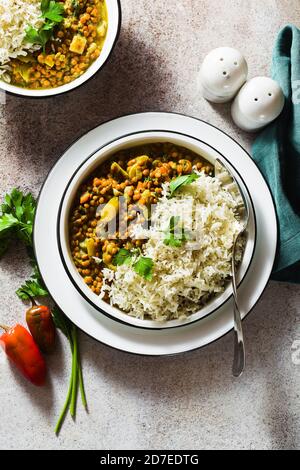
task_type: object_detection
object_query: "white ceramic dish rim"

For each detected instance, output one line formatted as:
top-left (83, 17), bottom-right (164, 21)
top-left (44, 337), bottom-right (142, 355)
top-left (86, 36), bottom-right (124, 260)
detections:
top-left (57, 130), bottom-right (257, 330)
top-left (0, 0), bottom-right (121, 98)
top-left (33, 111), bottom-right (278, 356)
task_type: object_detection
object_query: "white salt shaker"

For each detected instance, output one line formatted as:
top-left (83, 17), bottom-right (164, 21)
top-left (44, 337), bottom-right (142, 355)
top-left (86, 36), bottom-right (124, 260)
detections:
top-left (199, 47), bottom-right (248, 103)
top-left (231, 77), bottom-right (285, 132)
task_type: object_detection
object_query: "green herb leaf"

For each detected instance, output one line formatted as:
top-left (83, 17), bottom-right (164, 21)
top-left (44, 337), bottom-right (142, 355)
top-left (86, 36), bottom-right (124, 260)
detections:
top-left (0, 213), bottom-right (18, 233)
top-left (113, 248), bottom-right (154, 280)
top-left (1, 202), bottom-right (10, 213)
top-left (41, 21), bottom-right (56, 31)
top-left (16, 260), bottom-right (49, 300)
top-left (164, 235), bottom-right (184, 247)
top-left (133, 257), bottom-right (154, 281)
top-left (40, 28), bottom-right (53, 50)
top-left (163, 216), bottom-right (189, 247)
top-left (0, 189), bottom-right (36, 247)
top-left (41, 0), bottom-right (51, 15)
top-left (20, 193), bottom-right (36, 223)
top-left (43, 1), bottom-right (65, 22)
top-left (25, 26), bottom-right (41, 44)
top-left (25, 24), bottom-right (52, 48)
top-left (0, 189), bottom-right (47, 297)
top-left (10, 188), bottom-right (23, 213)
top-left (169, 173), bottom-right (199, 197)
top-left (26, 1), bottom-right (64, 49)
top-left (113, 248), bottom-right (133, 266)
top-left (0, 189), bottom-right (36, 255)
top-left (4, 193), bottom-right (13, 208)
top-left (16, 281), bottom-right (49, 300)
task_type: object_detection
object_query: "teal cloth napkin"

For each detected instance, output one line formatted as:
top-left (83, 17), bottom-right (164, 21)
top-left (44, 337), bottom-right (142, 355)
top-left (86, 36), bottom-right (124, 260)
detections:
top-left (252, 24), bottom-right (300, 283)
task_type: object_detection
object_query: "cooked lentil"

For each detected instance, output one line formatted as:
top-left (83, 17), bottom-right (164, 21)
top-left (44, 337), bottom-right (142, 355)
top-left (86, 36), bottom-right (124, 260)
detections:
top-left (69, 142), bottom-right (214, 296)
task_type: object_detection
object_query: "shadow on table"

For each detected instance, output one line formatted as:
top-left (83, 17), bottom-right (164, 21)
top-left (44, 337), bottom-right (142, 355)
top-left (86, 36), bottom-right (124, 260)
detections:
top-left (83, 282), bottom-right (300, 450)
top-left (7, 353), bottom-right (55, 417)
top-left (3, 28), bottom-right (176, 184)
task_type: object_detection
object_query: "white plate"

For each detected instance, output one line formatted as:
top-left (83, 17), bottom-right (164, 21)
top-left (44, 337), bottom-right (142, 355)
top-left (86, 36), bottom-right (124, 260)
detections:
top-left (34, 112), bottom-right (278, 356)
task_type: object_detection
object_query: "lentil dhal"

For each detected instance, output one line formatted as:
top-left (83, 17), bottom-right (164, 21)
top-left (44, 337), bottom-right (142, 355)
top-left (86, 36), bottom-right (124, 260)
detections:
top-left (8, 0), bottom-right (108, 89)
top-left (69, 143), bottom-right (214, 296)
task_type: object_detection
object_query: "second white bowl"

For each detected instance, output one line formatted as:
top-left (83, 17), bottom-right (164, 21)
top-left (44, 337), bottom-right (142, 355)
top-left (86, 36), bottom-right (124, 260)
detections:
top-left (0, 0), bottom-right (121, 98)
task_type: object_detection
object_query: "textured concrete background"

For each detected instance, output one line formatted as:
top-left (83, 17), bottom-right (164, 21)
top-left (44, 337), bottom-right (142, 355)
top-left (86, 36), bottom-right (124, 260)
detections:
top-left (0, 0), bottom-right (300, 450)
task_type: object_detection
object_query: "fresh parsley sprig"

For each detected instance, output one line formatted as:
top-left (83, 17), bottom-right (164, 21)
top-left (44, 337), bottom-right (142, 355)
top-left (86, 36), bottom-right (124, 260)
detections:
top-left (0, 188), bottom-right (49, 300)
top-left (16, 261), bottom-right (49, 300)
top-left (25, 1), bottom-right (65, 51)
top-left (113, 248), bottom-right (154, 281)
top-left (0, 188), bottom-right (36, 249)
top-left (113, 248), bottom-right (133, 266)
top-left (0, 189), bottom-right (50, 298)
top-left (25, 27), bottom-right (51, 51)
top-left (169, 173), bottom-right (199, 197)
top-left (133, 256), bottom-right (154, 281)
top-left (42, 0), bottom-right (65, 21)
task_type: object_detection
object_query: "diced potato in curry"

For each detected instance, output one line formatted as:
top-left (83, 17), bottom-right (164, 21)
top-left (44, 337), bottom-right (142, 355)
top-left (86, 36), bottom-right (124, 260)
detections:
top-left (97, 21), bottom-right (107, 37)
top-left (44, 55), bottom-right (55, 68)
top-left (69, 35), bottom-right (87, 55)
top-left (86, 238), bottom-right (96, 257)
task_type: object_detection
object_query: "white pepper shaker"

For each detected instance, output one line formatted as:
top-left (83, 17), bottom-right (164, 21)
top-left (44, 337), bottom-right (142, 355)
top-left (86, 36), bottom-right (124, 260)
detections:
top-left (231, 77), bottom-right (285, 132)
top-left (199, 47), bottom-right (248, 103)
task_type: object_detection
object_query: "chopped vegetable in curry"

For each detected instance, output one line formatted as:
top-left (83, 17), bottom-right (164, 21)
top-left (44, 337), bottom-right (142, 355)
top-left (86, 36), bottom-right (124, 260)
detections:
top-left (69, 142), bottom-right (214, 297)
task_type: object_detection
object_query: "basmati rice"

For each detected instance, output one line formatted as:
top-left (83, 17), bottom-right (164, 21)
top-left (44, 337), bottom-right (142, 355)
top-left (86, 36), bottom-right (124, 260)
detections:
top-left (101, 172), bottom-right (245, 321)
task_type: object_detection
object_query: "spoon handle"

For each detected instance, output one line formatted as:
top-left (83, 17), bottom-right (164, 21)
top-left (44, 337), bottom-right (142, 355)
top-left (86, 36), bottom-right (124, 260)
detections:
top-left (231, 238), bottom-right (246, 378)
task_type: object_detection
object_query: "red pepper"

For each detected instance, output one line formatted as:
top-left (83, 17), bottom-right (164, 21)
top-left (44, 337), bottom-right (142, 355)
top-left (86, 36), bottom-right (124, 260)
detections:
top-left (26, 301), bottom-right (56, 354)
top-left (0, 324), bottom-right (46, 386)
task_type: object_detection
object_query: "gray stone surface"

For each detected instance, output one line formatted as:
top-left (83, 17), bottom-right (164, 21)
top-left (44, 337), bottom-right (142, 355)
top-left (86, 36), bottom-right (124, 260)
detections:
top-left (0, 0), bottom-right (299, 450)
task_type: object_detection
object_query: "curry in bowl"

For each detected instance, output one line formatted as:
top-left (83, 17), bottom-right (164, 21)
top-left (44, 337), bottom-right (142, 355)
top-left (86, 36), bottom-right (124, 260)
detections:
top-left (0, 0), bottom-right (108, 89)
top-left (68, 142), bottom-right (245, 322)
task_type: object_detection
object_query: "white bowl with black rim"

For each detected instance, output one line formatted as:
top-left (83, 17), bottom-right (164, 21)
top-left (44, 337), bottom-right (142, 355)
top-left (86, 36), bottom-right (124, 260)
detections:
top-left (57, 130), bottom-right (257, 330)
top-left (0, 0), bottom-right (121, 98)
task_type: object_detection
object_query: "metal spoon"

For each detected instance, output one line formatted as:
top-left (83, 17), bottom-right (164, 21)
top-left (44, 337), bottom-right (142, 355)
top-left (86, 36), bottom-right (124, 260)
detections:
top-left (215, 159), bottom-right (250, 377)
